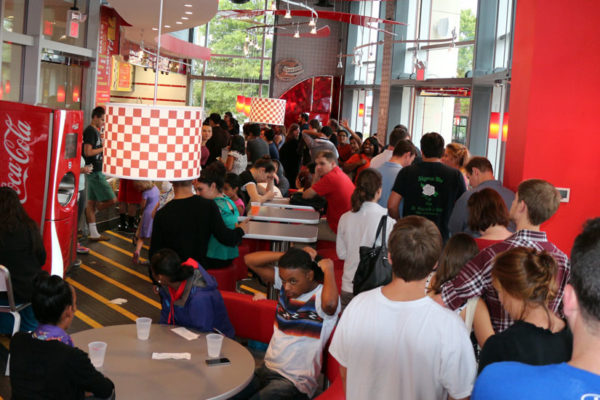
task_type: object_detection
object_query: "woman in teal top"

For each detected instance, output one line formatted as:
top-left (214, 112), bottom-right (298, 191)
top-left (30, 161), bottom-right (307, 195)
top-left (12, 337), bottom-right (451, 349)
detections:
top-left (195, 161), bottom-right (240, 269)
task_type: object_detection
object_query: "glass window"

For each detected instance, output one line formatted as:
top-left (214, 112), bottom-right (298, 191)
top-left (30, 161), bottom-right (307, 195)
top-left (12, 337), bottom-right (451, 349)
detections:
top-left (3, 0), bottom-right (26, 33)
top-left (39, 60), bottom-right (83, 110)
top-left (412, 91), bottom-right (470, 146)
top-left (42, 0), bottom-right (88, 48)
top-left (1, 43), bottom-right (23, 102)
top-left (494, 0), bottom-right (514, 70)
top-left (191, 80), bottom-right (263, 122)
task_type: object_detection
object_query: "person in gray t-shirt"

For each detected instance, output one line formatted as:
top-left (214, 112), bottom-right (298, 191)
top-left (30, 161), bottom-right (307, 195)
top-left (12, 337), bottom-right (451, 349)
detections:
top-left (246, 123), bottom-right (269, 165)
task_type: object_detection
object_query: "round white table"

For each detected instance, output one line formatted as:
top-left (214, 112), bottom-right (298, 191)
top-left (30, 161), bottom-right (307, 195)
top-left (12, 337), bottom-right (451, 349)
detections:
top-left (248, 206), bottom-right (320, 224)
top-left (72, 324), bottom-right (255, 400)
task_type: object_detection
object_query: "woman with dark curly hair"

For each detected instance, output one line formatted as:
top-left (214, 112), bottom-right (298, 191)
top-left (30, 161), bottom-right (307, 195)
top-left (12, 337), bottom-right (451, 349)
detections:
top-left (342, 136), bottom-right (379, 182)
top-left (0, 187), bottom-right (46, 332)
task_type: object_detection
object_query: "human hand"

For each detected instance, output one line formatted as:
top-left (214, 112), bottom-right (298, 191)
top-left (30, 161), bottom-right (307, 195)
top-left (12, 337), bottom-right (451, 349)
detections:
top-left (252, 292), bottom-right (267, 301)
top-left (237, 218), bottom-right (250, 233)
top-left (265, 190), bottom-right (275, 201)
top-left (317, 258), bottom-right (334, 273)
top-left (341, 119), bottom-right (349, 129)
top-left (83, 165), bottom-right (93, 174)
top-left (303, 246), bottom-right (318, 260)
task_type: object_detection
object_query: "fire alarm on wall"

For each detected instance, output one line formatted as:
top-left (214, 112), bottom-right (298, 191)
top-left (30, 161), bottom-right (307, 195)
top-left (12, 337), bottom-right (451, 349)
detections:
top-left (556, 188), bottom-right (570, 203)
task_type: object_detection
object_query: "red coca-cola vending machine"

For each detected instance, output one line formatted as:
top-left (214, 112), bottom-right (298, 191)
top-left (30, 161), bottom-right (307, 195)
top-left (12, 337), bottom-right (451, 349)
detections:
top-left (0, 100), bottom-right (83, 277)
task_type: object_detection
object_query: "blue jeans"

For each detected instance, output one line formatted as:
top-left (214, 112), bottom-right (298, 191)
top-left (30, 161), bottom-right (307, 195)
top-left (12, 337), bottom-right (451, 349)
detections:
top-left (231, 365), bottom-right (309, 400)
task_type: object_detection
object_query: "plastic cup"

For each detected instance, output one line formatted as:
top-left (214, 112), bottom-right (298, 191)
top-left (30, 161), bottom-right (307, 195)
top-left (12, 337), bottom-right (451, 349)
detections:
top-left (136, 317), bottom-right (152, 340)
top-left (88, 341), bottom-right (107, 368)
top-left (206, 334), bottom-right (224, 358)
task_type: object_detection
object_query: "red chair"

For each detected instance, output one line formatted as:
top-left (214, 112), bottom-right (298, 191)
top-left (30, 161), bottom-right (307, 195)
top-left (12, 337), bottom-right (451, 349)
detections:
top-left (316, 375), bottom-right (345, 399)
top-left (317, 329), bottom-right (345, 399)
top-left (220, 290), bottom-right (277, 344)
top-left (317, 240), bottom-right (337, 251)
top-left (209, 266), bottom-right (237, 292)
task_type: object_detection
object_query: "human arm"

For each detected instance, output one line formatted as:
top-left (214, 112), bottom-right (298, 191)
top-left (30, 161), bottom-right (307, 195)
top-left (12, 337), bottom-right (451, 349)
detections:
top-left (302, 131), bottom-right (316, 147)
top-left (318, 258), bottom-right (339, 315)
top-left (340, 119), bottom-right (362, 143)
top-left (208, 200), bottom-right (245, 246)
top-left (225, 154), bottom-right (235, 172)
top-left (339, 365), bottom-right (347, 394)
top-left (244, 251), bottom-right (284, 285)
top-left (246, 182), bottom-right (274, 203)
top-left (387, 191), bottom-right (403, 220)
top-left (71, 348), bottom-right (115, 398)
top-left (342, 154), bottom-right (366, 173)
top-left (83, 143), bottom-right (103, 157)
top-left (472, 298), bottom-right (494, 347)
top-left (440, 250), bottom-right (493, 311)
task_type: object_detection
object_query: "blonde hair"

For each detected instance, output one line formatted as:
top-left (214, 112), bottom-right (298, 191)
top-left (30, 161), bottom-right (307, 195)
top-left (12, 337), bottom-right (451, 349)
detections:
top-left (134, 180), bottom-right (155, 192)
top-left (445, 143), bottom-right (470, 170)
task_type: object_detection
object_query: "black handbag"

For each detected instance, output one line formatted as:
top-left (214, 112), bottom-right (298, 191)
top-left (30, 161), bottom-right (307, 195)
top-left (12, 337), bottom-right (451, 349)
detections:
top-left (352, 215), bottom-right (392, 295)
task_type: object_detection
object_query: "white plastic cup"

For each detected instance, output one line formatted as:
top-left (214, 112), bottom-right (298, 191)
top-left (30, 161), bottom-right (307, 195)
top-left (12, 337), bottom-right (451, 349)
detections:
top-left (136, 317), bottom-right (152, 340)
top-left (206, 334), bottom-right (224, 358)
top-left (88, 341), bottom-right (107, 368)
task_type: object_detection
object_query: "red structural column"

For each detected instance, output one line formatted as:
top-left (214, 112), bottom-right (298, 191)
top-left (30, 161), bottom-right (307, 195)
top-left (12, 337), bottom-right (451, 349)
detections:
top-left (505, 0), bottom-right (600, 253)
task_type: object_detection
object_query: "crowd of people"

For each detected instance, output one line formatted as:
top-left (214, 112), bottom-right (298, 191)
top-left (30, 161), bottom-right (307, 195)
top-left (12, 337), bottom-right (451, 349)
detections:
top-left (0, 106), bottom-right (598, 399)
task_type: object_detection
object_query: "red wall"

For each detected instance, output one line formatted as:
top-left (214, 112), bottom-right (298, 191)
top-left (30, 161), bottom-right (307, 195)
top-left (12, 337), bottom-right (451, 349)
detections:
top-left (505, 0), bottom-right (600, 254)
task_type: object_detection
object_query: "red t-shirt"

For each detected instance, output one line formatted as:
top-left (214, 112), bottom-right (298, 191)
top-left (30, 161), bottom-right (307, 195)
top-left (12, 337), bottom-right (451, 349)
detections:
top-left (345, 153), bottom-right (371, 182)
top-left (338, 144), bottom-right (354, 162)
top-left (312, 166), bottom-right (355, 233)
top-left (475, 237), bottom-right (503, 251)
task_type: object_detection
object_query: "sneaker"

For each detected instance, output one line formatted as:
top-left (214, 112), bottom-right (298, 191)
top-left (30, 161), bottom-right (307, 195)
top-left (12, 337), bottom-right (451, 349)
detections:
top-left (132, 251), bottom-right (139, 264)
top-left (77, 243), bottom-right (90, 254)
top-left (89, 234), bottom-right (110, 242)
top-left (117, 222), bottom-right (129, 232)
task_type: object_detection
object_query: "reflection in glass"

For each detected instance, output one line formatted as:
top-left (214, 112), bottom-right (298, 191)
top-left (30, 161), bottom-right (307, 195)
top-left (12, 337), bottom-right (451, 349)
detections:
top-left (39, 61), bottom-right (83, 110)
top-left (1, 43), bottom-right (23, 102)
top-left (3, 0), bottom-right (26, 33)
top-left (42, 0), bottom-right (88, 47)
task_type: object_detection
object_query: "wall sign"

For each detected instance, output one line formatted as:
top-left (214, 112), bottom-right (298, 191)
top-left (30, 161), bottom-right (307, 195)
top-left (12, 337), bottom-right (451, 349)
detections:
top-left (275, 59), bottom-right (304, 81)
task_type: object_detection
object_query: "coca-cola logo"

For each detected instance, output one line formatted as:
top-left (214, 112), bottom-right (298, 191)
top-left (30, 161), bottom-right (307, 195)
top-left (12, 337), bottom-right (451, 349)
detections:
top-left (1, 114), bottom-right (31, 203)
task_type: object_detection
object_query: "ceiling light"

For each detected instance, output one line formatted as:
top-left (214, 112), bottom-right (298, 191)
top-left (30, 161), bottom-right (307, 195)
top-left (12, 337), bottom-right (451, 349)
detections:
top-left (181, 16), bottom-right (189, 20)
top-left (152, 27), bottom-right (158, 31)
top-left (176, 21), bottom-right (182, 24)
top-left (184, 3), bottom-right (192, 6)
top-left (310, 26), bottom-right (317, 34)
top-left (185, 11), bottom-right (193, 14)
top-left (337, 58), bottom-right (343, 68)
top-left (284, 9), bottom-right (291, 19)
top-left (293, 28), bottom-right (300, 38)
top-left (164, 25), bottom-right (171, 28)
top-left (309, 17), bottom-right (316, 26)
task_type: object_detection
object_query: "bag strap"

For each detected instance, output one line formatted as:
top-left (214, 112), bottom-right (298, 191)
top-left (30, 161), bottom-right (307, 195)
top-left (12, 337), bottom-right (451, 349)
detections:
top-left (371, 215), bottom-right (388, 248)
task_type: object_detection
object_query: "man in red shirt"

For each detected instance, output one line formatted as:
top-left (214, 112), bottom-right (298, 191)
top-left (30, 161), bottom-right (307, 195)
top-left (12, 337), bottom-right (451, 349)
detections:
top-left (302, 151), bottom-right (355, 233)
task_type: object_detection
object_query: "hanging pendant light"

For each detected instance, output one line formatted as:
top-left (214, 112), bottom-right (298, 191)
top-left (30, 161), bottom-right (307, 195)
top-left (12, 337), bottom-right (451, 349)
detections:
top-left (309, 17), bottom-right (316, 26)
top-left (293, 24), bottom-right (300, 38)
top-left (236, 95), bottom-right (245, 113)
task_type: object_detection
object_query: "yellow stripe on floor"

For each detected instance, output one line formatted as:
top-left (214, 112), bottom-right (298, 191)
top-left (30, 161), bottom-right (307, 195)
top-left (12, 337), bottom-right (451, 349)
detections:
top-left (105, 230), bottom-right (149, 250)
top-left (239, 284), bottom-right (263, 295)
top-left (88, 249), bottom-right (151, 283)
top-left (80, 263), bottom-right (160, 309)
top-left (98, 241), bottom-right (148, 263)
top-left (66, 278), bottom-right (138, 322)
top-left (75, 310), bottom-right (103, 328)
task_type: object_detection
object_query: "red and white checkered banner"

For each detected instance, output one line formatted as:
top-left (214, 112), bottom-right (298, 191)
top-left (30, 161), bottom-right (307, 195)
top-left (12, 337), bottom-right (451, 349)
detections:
top-left (249, 98), bottom-right (287, 126)
top-left (103, 103), bottom-right (203, 181)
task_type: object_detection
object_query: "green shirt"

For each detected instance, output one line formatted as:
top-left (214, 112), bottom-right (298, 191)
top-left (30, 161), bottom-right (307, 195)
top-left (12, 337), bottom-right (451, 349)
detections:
top-left (207, 196), bottom-right (240, 261)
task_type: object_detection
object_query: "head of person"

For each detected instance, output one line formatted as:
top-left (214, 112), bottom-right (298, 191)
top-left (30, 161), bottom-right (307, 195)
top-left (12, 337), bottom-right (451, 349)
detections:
top-left (441, 143), bottom-right (470, 170)
top-left (566, 218), bottom-right (600, 335)
top-left (201, 123), bottom-right (212, 143)
top-left (208, 113), bottom-right (221, 127)
top-left (196, 161), bottom-right (226, 199)
top-left (328, 119), bottom-right (339, 132)
top-left (91, 106), bottom-right (105, 130)
top-left (510, 179), bottom-right (561, 227)
top-left (349, 136), bottom-right (361, 153)
top-left (309, 119), bottom-right (321, 131)
top-left (287, 123), bottom-right (300, 140)
top-left (150, 249), bottom-right (194, 286)
top-left (388, 216), bottom-right (443, 282)
top-left (321, 126), bottom-right (333, 139)
top-left (351, 169), bottom-right (382, 212)
top-left (465, 156), bottom-right (494, 188)
top-left (388, 127), bottom-right (409, 148)
top-left (248, 123), bottom-right (261, 138)
top-left (0, 186), bottom-right (38, 243)
top-left (278, 247), bottom-right (323, 299)
top-left (264, 129), bottom-right (275, 143)
top-left (252, 158), bottom-right (276, 183)
top-left (337, 130), bottom-right (348, 144)
top-left (492, 247), bottom-right (558, 322)
top-left (429, 233), bottom-right (479, 294)
top-left (298, 113), bottom-right (309, 124)
top-left (468, 188), bottom-right (510, 233)
top-left (420, 132), bottom-right (445, 159)
top-left (223, 173), bottom-right (240, 199)
top-left (32, 272), bottom-right (76, 329)
top-left (224, 112), bottom-right (233, 123)
top-left (295, 167), bottom-right (313, 191)
top-left (392, 140), bottom-right (417, 166)
top-left (133, 180), bottom-right (155, 193)
top-left (229, 134), bottom-right (246, 155)
top-left (394, 124), bottom-right (410, 139)
top-left (360, 137), bottom-right (379, 157)
top-left (172, 180), bottom-right (194, 190)
top-left (314, 151), bottom-right (337, 177)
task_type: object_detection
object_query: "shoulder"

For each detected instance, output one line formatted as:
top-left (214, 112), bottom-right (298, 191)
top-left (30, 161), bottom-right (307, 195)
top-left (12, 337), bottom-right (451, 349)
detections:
top-left (477, 362), bottom-right (560, 393)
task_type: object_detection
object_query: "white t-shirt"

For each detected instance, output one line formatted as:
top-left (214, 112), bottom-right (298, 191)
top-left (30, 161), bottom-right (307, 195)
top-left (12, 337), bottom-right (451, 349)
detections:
top-left (369, 148), bottom-right (393, 169)
top-left (265, 267), bottom-right (340, 397)
top-left (329, 288), bottom-right (476, 400)
top-left (336, 202), bottom-right (395, 293)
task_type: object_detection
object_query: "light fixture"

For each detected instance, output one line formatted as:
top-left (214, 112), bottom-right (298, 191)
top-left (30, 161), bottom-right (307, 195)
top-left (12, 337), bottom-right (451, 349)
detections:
top-left (293, 27), bottom-right (300, 38)
top-left (184, 3), bottom-right (192, 6)
top-left (244, 97), bottom-right (252, 116)
top-left (103, 104), bottom-right (203, 181)
top-left (489, 112), bottom-right (500, 139)
top-left (176, 21), bottom-right (182, 24)
top-left (152, 27), bottom-right (158, 31)
top-left (185, 11), bottom-right (193, 14)
top-left (310, 26), bottom-right (317, 34)
top-left (164, 25), bottom-right (170, 28)
top-left (309, 17), bottom-right (316, 26)
top-left (181, 16), bottom-right (189, 20)
top-left (284, 8), bottom-right (291, 19)
top-left (249, 98), bottom-right (287, 126)
top-left (358, 103), bottom-right (365, 117)
top-left (337, 57), bottom-right (343, 69)
top-left (57, 85), bottom-right (66, 102)
top-left (236, 95), bottom-right (245, 113)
